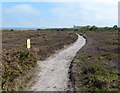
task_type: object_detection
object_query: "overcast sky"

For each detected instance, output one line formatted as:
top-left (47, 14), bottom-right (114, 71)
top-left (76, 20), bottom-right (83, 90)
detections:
top-left (1, 0), bottom-right (119, 28)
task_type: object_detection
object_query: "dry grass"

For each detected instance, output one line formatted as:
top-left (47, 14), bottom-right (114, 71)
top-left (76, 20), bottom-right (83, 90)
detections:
top-left (2, 30), bottom-right (77, 60)
top-left (71, 28), bottom-right (119, 91)
top-left (2, 29), bottom-right (77, 91)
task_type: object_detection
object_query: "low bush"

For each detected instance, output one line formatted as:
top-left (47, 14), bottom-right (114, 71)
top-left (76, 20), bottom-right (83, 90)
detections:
top-left (72, 28), bottom-right (119, 91)
top-left (81, 64), bottom-right (119, 91)
top-left (2, 49), bottom-right (37, 91)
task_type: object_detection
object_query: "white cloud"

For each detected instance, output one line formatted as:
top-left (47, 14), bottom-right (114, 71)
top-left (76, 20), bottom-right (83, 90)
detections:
top-left (4, 4), bottom-right (40, 15)
top-left (2, 2), bottom-right (118, 28)
top-left (51, 2), bottom-right (118, 27)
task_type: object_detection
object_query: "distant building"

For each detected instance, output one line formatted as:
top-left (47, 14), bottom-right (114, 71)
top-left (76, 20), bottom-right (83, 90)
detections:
top-left (73, 25), bottom-right (83, 28)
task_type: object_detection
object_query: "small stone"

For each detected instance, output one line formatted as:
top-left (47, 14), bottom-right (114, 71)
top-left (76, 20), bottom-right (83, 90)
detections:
top-left (54, 86), bottom-right (56, 88)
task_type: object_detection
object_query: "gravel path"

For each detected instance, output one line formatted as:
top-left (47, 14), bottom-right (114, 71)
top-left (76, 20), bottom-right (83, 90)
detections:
top-left (31, 33), bottom-right (86, 91)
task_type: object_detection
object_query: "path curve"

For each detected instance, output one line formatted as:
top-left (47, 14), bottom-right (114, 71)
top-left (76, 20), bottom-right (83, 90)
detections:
top-left (31, 33), bottom-right (86, 91)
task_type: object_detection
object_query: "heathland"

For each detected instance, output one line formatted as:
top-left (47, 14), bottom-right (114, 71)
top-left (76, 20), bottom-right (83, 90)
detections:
top-left (2, 29), bottom-right (77, 91)
top-left (71, 26), bottom-right (119, 91)
top-left (1, 26), bottom-right (119, 91)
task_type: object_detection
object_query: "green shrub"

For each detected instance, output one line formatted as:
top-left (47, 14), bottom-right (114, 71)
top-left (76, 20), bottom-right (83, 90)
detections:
top-left (2, 49), bottom-right (37, 91)
top-left (81, 64), bottom-right (119, 91)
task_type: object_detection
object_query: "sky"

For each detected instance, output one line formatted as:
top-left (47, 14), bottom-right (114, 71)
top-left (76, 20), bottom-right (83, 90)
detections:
top-left (1, 0), bottom-right (119, 28)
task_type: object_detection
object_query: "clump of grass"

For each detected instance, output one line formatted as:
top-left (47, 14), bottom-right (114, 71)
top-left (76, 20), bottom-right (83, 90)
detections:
top-left (103, 40), bottom-right (119, 45)
top-left (81, 64), bottom-right (119, 91)
top-left (97, 56), bottom-right (110, 63)
top-left (80, 53), bottom-right (91, 61)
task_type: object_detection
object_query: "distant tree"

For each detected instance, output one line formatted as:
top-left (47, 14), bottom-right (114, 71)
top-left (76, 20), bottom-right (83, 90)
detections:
top-left (89, 25), bottom-right (98, 31)
top-left (74, 29), bottom-right (78, 31)
top-left (57, 29), bottom-right (60, 31)
top-left (81, 26), bottom-right (88, 30)
top-left (37, 29), bottom-right (41, 30)
top-left (93, 25), bottom-right (98, 29)
top-left (86, 25), bottom-right (90, 28)
top-left (113, 25), bottom-right (118, 30)
top-left (62, 28), bottom-right (67, 31)
top-left (113, 25), bottom-right (117, 28)
top-left (61, 29), bottom-right (64, 31)
top-left (104, 27), bottom-right (109, 30)
top-left (10, 29), bottom-right (14, 31)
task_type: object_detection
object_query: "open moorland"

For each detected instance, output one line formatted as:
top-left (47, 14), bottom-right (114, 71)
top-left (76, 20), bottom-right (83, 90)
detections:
top-left (71, 26), bottom-right (119, 91)
top-left (2, 29), bottom-right (77, 91)
top-left (1, 26), bottom-right (119, 92)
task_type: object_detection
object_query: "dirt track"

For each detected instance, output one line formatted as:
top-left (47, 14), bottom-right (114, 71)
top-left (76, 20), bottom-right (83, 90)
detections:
top-left (31, 33), bottom-right (86, 91)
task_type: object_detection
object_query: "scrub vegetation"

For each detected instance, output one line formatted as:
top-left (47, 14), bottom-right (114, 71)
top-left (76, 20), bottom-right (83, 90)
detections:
top-left (71, 26), bottom-right (119, 92)
top-left (2, 29), bottom-right (77, 91)
top-left (1, 26), bottom-right (119, 92)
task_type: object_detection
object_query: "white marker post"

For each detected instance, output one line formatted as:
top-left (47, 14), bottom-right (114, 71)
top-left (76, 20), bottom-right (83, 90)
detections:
top-left (27, 39), bottom-right (30, 49)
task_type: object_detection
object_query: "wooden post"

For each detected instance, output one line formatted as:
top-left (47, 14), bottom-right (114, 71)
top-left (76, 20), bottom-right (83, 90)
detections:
top-left (27, 39), bottom-right (30, 49)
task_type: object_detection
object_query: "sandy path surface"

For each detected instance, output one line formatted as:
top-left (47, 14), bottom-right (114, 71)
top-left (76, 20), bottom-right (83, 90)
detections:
top-left (31, 33), bottom-right (86, 91)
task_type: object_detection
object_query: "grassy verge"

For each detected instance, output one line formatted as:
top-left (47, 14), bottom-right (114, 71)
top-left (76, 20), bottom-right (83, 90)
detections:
top-left (72, 27), bottom-right (119, 92)
top-left (2, 29), bottom-right (77, 91)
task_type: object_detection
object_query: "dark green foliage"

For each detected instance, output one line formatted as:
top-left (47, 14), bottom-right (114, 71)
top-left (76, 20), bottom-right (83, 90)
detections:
top-left (81, 64), bottom-right (119, 91)
top-left (10, 29), bottom-right (14, 31)
top-left (89, 25), bottom-right (98, 31)
top-left (113, 25), bottom-right (118, 30)
top-left (36, 29), bottom-right (41, 30)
